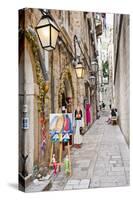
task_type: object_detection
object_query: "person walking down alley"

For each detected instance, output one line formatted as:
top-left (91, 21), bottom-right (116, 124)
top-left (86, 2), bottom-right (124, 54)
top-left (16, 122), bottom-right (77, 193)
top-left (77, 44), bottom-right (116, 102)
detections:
top-left (73, 104), bottom-right (83, 148)
top-left (102, 102), bottom-right (106, 110)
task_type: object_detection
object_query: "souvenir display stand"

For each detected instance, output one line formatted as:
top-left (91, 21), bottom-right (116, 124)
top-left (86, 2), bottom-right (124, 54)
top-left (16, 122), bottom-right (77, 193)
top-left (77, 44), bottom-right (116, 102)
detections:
top-left (49, 113), bottom-right (73, 176)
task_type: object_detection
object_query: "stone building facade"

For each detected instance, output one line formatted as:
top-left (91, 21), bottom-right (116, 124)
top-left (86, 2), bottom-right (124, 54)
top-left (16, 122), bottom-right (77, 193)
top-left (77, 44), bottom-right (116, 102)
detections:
top-left (113, 14), bottom-right (130, 144)
top-left (19, 8), bottom-right (104, 185)
top-left (98, 19), bottom-right (113, 110)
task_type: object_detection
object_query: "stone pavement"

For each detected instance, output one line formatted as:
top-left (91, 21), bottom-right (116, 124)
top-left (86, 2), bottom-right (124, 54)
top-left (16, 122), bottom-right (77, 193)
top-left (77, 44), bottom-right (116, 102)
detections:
top-left (49, 115), bottom-right (130, 191)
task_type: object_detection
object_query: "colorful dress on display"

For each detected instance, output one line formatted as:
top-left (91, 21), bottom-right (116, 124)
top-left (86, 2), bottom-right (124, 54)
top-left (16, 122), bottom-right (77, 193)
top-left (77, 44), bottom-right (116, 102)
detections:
top-left (49, 115), bottom-right (64, 142)
top-left (85, 103), bottom-right (91, 125)
top-left (74, 109), bottom-right (83, 144)
top-left (62, 114), bottom-right (73, 142)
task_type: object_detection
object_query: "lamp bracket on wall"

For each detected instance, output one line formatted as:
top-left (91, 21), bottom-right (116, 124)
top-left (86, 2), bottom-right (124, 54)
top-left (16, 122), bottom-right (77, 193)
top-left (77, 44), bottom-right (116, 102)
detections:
top-left (73, 35), bottom-right (90, 70)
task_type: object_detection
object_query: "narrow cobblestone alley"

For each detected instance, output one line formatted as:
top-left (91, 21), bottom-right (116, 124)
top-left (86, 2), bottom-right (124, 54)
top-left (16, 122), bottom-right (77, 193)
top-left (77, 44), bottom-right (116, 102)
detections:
top-left (49, 113), bottom-right (130, 191)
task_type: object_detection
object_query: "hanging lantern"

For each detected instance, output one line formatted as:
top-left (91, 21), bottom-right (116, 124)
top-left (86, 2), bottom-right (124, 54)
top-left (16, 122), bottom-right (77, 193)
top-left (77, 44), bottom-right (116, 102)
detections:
top-left (75, 62), bottom-right (85, 79)
top-left (89, 74), bottom-right (96, 86)
top-left (36, 14), bottom-right (59, 51)
top-left (91, 60), bottom-right (98, 72)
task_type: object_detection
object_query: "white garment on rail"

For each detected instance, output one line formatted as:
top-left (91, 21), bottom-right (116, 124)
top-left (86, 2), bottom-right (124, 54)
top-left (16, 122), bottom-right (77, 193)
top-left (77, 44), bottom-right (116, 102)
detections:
top-left (74, 119), bottom-right (82, 144)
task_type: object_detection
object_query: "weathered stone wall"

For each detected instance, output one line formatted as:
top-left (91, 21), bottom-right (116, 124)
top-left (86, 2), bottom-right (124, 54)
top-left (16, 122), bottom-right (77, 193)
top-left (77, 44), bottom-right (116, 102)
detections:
top-left (19, 8), bottom-right (51, 176)
top-left (113, 15), bottom-right (130, 144)
top-left (19, 37), bottom-right (39, 175)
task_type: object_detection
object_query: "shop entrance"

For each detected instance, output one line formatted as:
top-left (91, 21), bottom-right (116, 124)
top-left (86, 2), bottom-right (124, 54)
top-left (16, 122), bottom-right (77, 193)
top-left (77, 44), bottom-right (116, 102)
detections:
top-left (58, 68), bottom-right (74, 150)
top-left (62, 79), bottom-right (73, 149)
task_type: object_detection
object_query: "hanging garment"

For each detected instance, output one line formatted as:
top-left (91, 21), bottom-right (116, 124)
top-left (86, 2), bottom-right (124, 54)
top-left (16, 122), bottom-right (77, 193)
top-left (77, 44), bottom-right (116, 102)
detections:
top-left (85, 103), bottom-right (91, 125)
top-left (74, 119), bottom-right (82, 144)
top-left (63, 114), bottom-right (73, 134)
top-left (74, 109), bottom-right (83, 144)
top-left (74, 110), bottom-right (83, 144)
top-left (64, 114), bottom-right (70, 132)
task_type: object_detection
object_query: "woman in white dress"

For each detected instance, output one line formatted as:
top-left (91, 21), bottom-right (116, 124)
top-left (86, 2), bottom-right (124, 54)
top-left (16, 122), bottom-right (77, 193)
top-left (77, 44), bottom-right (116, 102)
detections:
top-left (73, 105), bottom-right (83, 148)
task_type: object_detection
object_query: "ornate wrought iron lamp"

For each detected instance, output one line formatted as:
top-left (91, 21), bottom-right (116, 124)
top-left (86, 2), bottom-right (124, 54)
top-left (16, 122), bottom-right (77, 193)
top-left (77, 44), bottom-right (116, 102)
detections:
top-left (73, 35), bottom-right (85, 79)
top-left (88, 72), bottom-right (96, 86)
top-left (91, 59), bottom-right (98, 72)
top-left (36, 10), bottom-right (59, 50)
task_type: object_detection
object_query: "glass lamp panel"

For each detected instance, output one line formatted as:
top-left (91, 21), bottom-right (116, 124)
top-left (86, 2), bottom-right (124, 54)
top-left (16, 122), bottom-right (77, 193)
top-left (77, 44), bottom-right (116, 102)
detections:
top-left (75, 63), bottom-right (83, 78)
top-left (91, 61), bottom-right (97, 72)
top-left (37, 26), bottom-right (50, 47)
top-left (38, 16), bottom-right (59, 29)
top-left (89, 76), bottom-right (95, 85)
top-left (82, 68), bottom-right (85, 77)
top-left (83, 70), bottom-right (85, 78)
top-left (76, 68), bottom-right (82, 78)
top-left (92, 77), bottom-right (95, 85)
top-left (37, 17), bottom-right (50, 27)
top-left (51, 26), bottom-right (59, 48)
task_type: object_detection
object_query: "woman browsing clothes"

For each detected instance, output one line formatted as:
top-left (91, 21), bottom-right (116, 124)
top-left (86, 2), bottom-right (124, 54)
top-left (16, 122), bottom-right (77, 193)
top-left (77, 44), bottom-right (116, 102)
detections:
top-left (73, 104), bottom-right (83, 148)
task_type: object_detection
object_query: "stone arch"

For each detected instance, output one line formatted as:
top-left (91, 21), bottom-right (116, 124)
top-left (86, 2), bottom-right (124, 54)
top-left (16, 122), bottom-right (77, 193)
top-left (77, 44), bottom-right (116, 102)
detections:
top-left (19, 18), bottom-right (49, 183)
top-left (19, 39), bottom-right (37, 176)
top-left (19, 30), bottom-right (47, 176)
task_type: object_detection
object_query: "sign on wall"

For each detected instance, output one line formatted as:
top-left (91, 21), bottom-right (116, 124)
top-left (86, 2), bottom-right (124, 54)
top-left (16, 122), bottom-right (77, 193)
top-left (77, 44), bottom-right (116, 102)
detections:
top-left (22, 117), bottom-right (29, 129)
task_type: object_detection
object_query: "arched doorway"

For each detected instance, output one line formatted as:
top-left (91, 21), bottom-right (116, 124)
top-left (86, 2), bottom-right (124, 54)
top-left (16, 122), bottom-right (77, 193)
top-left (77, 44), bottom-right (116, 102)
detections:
top-left (62, 78), bottom-right (73, 113)
top-left (58, 67), bottom-right (74, 148)
top-left (58, 67), bottom-right (74, 112)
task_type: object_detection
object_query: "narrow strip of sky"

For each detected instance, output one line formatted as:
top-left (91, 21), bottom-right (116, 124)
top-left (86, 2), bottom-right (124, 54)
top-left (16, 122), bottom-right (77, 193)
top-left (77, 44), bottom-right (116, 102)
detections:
top-left (106, 13), bottom-right (113, 26)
